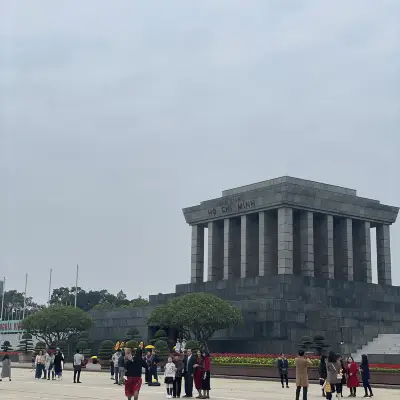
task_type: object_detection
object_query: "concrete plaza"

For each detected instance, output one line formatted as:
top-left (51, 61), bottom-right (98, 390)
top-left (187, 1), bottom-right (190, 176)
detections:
top-left (1, 369), bottom-right (398, 400)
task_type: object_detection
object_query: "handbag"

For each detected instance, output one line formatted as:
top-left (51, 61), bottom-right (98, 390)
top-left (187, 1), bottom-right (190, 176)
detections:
top-left (332, 363), bottom-right (342, 380)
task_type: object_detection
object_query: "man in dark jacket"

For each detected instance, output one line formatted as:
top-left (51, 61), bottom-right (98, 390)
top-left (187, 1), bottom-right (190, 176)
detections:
top-left (183, 349), bottom-right (196, 397)
top-left (278, 353), bottom-right (289, 388)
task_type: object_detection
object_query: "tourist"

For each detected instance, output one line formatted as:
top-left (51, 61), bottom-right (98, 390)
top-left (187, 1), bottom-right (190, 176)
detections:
top-left (0, 354), bottom-right (11, 382)
top-left (278, 353), bottom-right (289, 389)
top-left (183, 349), bottom-right (196, 398)
top-left (193, 350), bottom-right (204, 398)
top-left (295, 350), bottom-right (312, 400)
top-left (54, 350), bottom-right (64, 380)
top-left (41, 350), bottom-right (49, 379)
top-left (124, 347), bottom-right (148, 400)
top-left (360, 354), bottom-right (373, 397)
top-left (46, 351), bottom-right (55, 380)
top-left (113, 350), bottom-right (122, 384)
top-left (73, 348), bottom-right (84, 383)
top-left (201, 351), bottom-right (211, 399)
top-left (326, 351), bottom-right (341, 395)
top-left (345, 356), bottom-right (359, 397)
top-left (173, 353), bottom-right (184, 398)
top-left (35, 350), bottom-right (43, 379)
top-left (151, 349), bottom-right (160, 382)
top-left (165, 356), bottom-right (177, 398)
top-left (145, 351), bottom-right (152, 384)
top-left (318, 355), bottom-right (327, 397)
top-left (118, 350), bottom-right (126, 385)
top-left (337, 355), bottom-right (346, 397)
top-left (322, 379), bottom-right (333, 400)
top-left (110, 353), bottom-right (115, 380)
top-left (181, 340), bottom-right (187, 352)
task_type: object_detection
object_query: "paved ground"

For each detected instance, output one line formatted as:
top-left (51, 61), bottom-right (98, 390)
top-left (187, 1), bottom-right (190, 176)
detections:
top-left (0, 369), bottom-right (398, 399)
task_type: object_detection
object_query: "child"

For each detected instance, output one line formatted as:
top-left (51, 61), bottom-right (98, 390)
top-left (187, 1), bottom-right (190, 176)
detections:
top-left (323, 379), bottom-right (332, 400)
top-left (164, 356), bottom-right (176, 399)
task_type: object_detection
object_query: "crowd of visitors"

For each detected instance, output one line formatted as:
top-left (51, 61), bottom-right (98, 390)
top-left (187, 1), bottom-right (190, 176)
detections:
top-left (34, 349), bottom-right (65, 380)
top-left (278, 350), bottom-right (375, 400)
top-left (109, 345), bottom-right (212, 400)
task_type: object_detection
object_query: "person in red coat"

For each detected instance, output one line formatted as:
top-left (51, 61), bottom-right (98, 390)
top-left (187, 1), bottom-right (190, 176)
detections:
top-left (345, 357), bottom-right (359, 397)
top-left (193, 350), bottom-right (203, 398)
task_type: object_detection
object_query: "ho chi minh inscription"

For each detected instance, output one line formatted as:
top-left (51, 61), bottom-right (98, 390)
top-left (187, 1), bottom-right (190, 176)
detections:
top-left (208, 196), bottom-right (257, 218)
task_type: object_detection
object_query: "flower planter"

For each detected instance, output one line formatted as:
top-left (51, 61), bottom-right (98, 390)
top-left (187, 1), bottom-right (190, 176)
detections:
top-left (211, 365), bottom-right (399, 386)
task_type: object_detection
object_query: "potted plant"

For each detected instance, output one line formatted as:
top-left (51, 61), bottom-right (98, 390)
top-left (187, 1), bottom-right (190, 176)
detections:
top-left (98, 340), bottom-right (114, 369)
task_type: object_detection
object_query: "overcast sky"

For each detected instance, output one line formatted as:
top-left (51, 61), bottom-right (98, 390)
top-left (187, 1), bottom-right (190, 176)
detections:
top-left (0, 0), bottom-right (399, 305)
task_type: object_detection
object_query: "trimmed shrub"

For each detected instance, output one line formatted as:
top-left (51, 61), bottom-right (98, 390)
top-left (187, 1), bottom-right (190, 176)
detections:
top-left (1, 340), bottom-right (13, 352)
top-left (125, 340), bottom-right (138, 351)
top-left (35, 341), bottom-right (46, 353)
top-left (18, 333), bottom-right (34, 353)
top-left (99, 340), bottom-right (114, 361)
top-left (184, 340), bottom-right (200, 351)
top-left (76, 340), bottom-right (91, 358)
top-left (150, 329), bottom-right (168, 345)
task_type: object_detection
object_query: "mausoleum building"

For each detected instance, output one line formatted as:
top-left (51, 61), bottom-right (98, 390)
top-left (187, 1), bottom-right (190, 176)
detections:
top-left (183, 177), bottom-right (398, 286)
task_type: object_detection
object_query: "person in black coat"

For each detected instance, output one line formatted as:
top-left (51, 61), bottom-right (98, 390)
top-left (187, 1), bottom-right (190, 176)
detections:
top-left (277, 353), bottom-right (289, 388)
top-left (183, 349), bottom-right (196, 397)
top-left (318, 355), bottom-right (327, 397)
top-left (360, 354), bottom-right (373, 398)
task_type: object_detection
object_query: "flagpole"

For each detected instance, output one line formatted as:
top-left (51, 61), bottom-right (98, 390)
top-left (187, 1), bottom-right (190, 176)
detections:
top-left (74, 264), bottom-right (79, 308)
top-left (0, 277), bottom-right (5, 321)
top-left (48, 269), bottom-right (52, 306)
top-left (22, 273), bottom-right (28, 320)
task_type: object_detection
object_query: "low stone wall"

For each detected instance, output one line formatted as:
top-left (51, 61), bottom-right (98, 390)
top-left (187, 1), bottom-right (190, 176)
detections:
top-left (212, 365), bottom-right (399, 386)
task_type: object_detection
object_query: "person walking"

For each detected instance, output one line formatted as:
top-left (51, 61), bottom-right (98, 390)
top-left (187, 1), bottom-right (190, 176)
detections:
top-left (0, 355), bottom-right (11, 382)
top-left (173, 353), bottom-right (184, 398)
top-left (319, 355), bottom-right (327, 397)
top-left (183, 349), bottom-right (196, 398)
top-left (295, 350), bottom-right (312, 400)
top-left (124, 347), bottom-right (148, 400)
top-left (113, 350), bottom-right (121, 385)
top-left (73, 348), bottom-right (84, 383)
top-left (165, 356), bottom-right (177, 398)
top-left (54, 350), bottom-right (64, 380)
top-left (201, 351), bottom-right (211, 399)
top-left (278, 353), bottom-right (289, 389)
top-left (345, 356), bottom-right (359, 397)
top-left (336, 355), bottom-right (346, 397)
top-left (360, 354), bottom-right (373, 398)
top-left (326, 352), bottom-right (341, 396)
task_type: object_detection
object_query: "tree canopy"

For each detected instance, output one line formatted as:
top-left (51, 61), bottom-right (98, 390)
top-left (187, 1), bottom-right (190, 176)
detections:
top-left (49, 287), bottom-right (148, 311)
top-left (148, 293), bottom-right (243, 350)
top-left (1, 289), bottom-right (43, 317)
top-left (22, 305), bottom-right (93, 346)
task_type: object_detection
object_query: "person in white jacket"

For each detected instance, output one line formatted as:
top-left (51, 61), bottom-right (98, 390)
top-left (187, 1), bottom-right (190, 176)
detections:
top-left (164, 357), bottom-right (177, 399)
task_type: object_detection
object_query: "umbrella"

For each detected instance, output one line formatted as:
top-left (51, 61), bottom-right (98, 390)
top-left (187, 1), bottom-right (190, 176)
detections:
top-left (91, 356), bottom-right (98, 359)
top-left (145, 345), bottom-right (155, 349)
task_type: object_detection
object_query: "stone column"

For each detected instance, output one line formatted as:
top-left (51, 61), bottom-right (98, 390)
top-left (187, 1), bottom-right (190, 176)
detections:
top-left (190, 225), bottom-right (204, 283)
top-left (223, 218), bottom-right (240, 280)
top-left (208, 221), bottom-right (223, 281)
top-left (339, 218), bottom-right (353, 281)
top-left (299, 211), bottom-right (314, 277)
top-left (277, 207), bottom-right (293, 275)
top-left (240, 215), bottom-right (250, 278)
top-left (320, 215), bottom-right (334, 279)
top-left (376, 224), bottom-right (392, 285)
top-left (353, 220), bottom-right (372, 283)
top-left (259, 211), bottom-right (278, 276)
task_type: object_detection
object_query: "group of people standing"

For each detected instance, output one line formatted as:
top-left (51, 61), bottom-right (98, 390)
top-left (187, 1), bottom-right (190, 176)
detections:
top-left (164, 349), bottom-right (211, 399)
top-left (288, 350), bottom-right (374, 400)
top-left (319, 353), bottom-right (373, 398)
top-left (34, 349), bottom-right (65, 380)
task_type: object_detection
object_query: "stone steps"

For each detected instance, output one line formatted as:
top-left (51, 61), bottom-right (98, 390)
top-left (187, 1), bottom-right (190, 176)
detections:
top-left (352, 334), bottom-right (400, 361)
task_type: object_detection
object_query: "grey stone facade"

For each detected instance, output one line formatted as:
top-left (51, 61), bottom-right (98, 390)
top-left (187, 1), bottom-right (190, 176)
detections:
top-left (90, 177), bottom-right (399, 355)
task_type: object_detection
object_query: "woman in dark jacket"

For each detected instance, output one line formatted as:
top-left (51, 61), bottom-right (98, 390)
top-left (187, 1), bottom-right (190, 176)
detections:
top-left (201, 351), bottom-right (211, 399)
top-left (360, 354), bottom-right (373, 397)
top-left (318, 355), bottom-right (327, 397)
top-left (124, 347), bottom-right (148, 400)
top-left (173, 353), bottom-right (184, 398)
top-left (336, 355), bottom-right (346, 397)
